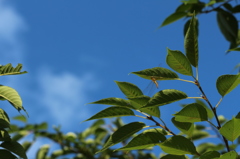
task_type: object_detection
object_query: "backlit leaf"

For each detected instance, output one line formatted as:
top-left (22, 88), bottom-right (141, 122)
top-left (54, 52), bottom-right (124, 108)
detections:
top-left (0, 63), bottom-right (27, 76)
top-left (115, 81), bottom-right (143, 98)
top-left (0, 109), bottom-right (10, 129)
top-left (219, 117), bottom-right (240, 142)
top-left (199, 151), bottom-right (220, 159)
top-left (36, 145), bottom-right (50, 159)
top-left (89, 97), bottom-right (132, 108)
top-left (219, 151), bottom-right (238, 159)
top-left (216, 74), bottom-right (240, 96)
top-left (160, 12), bottom-right (187, 27)
top-left (172, 117), bottom-right (194, 136)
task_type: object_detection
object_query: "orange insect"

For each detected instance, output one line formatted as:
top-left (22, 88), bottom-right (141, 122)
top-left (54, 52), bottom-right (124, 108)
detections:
top-left (150, 76), bottom-right (159, 88)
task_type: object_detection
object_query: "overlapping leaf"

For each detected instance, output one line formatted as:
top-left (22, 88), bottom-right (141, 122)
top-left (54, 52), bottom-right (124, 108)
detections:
top-left (115, 81), bottom-right (143, 98)
top-left (0, 109), bottom-right (10, 129)
top-left (0, 141), bottom-right (27, 159)
top-left (199, 151), bottom-right (220, 159)
top-left (171, 117), bottom-right (194, 136)
top-left (89, 97), bottom-right (133, 108)
top-left (216, 74), bottom-right (240, 97)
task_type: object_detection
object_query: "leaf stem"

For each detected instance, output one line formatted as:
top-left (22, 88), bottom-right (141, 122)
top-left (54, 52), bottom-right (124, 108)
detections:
top-left (215, 98), bottom-right (223, 109)
top-left (176, 78), bottom-right (195, 84)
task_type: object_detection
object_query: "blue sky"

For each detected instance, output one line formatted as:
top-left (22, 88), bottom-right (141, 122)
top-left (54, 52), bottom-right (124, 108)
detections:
top-left (0, 0), bottom-right (239, 157)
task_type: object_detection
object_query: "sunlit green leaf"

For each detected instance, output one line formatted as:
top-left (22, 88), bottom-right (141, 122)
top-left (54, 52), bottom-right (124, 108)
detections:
top-left (184, 13), bottom-right (199, 67)
top-left (174, 103), bottom-right (208, 122)
top-left (219, 117), bottom-right (240, 142)
top-left (159, 135), bottom-right (198, 155)
top-left (195, 99), bottom-right (214, 119)
top-left (115, 81), bottom-right (143, 98)
top-left (216, 74), bottom-right (240, 96)
top-left (89, 97), bottom-right (133, 108)
top-left (166, 48), bottom-right (193, 76)
top-left (131, 67), bottom-right (179, 80)
top-left (199, 151), bottom-right (220, 159)
top-left (0, 141), bottom-right (27, 159)
top-left (160, 12), bottom-right (187, 27)
top-left (36, 144), bottom-right (50, 159)
top-left (172, 117), bottom-right (194, 136)
top-left (143, 89), bottom-right (187, 108)
top-left (116, 128), bottom-right (166, 151)
top-left (97, 122), bottom-right (146, 153)
top-left (85, 107), bottom-right (135, 121)
top-left (0, 63), bottom-right (27, 76)
top-left (219, 151), bottom-right (238, 159)
top-left (13, 115), bottom-right (27, 123)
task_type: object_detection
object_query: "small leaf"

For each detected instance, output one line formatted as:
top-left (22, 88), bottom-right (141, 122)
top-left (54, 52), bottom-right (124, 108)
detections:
top-left (97, 122), bottom-right (146, 153)
top-left (0, 141), bottom-right (27, 159)
top-left (115, 81), bottom-right (143, 98)
top-left (161, 154), bottom-right (189, 159)
top-left (166, 48), bottom-right (193, 76)
top-left (216, 74), bottom-right (240, 97)
top-left (184, 13), bottom-right (199, 67)
top-left (0, 63), bottom-right (27, 76)
top-left (116, 128), bottom-right (166, 151)
top-left (219, 151), bottom-right (238, 159)
top-left (143, 89), bottom-right (187, 108)
top-left (159, 135), bottom-right (198, 155)
top-left (13, 115), bottom-right (27, 123)
top-left (171, 117), bottom-right (194, 136)
top-left (0, 149), bottom-right (17, 159)
top-left (0, 109), bottom-right (10, 129)
top-left (174, 103), bottom-right (208, 122)
top-left (199, 151), bottom-right (220, 159)
top-left (85, 107), bottom-right (135, 121)
top-left (36, 145), bottom-right (50, 159)
top-left (89, 97), bottom-right (132, 108)
top-left (219, 117), bottom-right (240, 142)
top-left (160, 12), bottom-right (187, 27)
top-left (131, 67), bottom-right (179, 80)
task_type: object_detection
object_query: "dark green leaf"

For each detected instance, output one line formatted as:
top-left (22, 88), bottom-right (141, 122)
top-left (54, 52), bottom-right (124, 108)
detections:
top-left (0, 149), bottom-right (17, 159)
top-left (0, 129), bottom-right (11, 141)
top-left (115, 81), bottom-right (143, 98)
top-left (97, 122), bottom-right (146, 153)
top-left (131, 67), bottom-right (179, 80)
top-left (219, 117), bottom-right (240, 142)
top-left (228, 47), bottom-right (240, 52)
top-left (199, 151), bottom-right (220, 159)
top-left (116, 128), bottom-right (166, 151)
top-left (85, 107), bottom-right (135, 121)
top-left (143, 89), bottom-right (187, 108)
top-left (216, 74), bottom-right (240, 97)
top-left (190, 130), bottom-right (209, 141)
top-left (0, 141), bottom-right (27, 159)
top-left (184, 13), bottom-right (199, 67)
top-left (172, 117), bottom-right (194, 136)
top-left (160, 12), bottom-right (187, 27)
top-left (0, 109), bottom-right (10, 129)
top-left (174, 103), bottom-right (208, 122)
top-left (159, 135), bottom-right (198, 155)
top-left (89, 97), bottom-right (132, 108)
top-left (166, 48), bottom-right (193, 76)
top-left (232, 5), bottom-right (240, 13)
top-left (161, 154), bottom-right (189, 159)
top-left (195, 99), bottom-right (214, 119)
top-left (36, 145), bottom-right (50, 159)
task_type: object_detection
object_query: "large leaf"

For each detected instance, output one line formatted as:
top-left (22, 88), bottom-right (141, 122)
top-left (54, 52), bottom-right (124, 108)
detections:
top-left (219, 151), bottom-right (238, 159)
top-left (0, 63), bottom-right (27, 76)
top-left (217, 9), bottom-right (238, 50)
top-left (89, 97), bottom-right (133, 108)
top-left (184, 13), bottom-right (198, 67)
top-left (85, 107), bottom-right (135, 121)
top-left (115, 81), bottom-right (143, 98)
top-left (131, 67), bottom-right (179, 80)
top-left (171, 117), bottom-right (194, 136)
top-left (143, 89), bottom-right (187, 108)
top-left (219, 117), bottom-right (240, 142)
top-left (159, 135), bottom-right (198, 155)
top-left (161, 154), bottom-right (189, 159)
top-left (0, 141), bottom-right (27, 159)
top-left (0, 86), bottom-right (27, 114)
top-left (166, 48), bottom-right (193, 76)
top-left (97, 122), bottom-right (146, 153)
top-left (160, 12), bottom-right (187, 27)
top-left (0, 149), bottom-right (17, 159)
top-left (129, 96), bottom-right (160, 117)
top-left (199, 151), bottom-right (220, 159)
top-left (116, 128), bottom-right (166, 151)
top-left (195, 99), bottom-right (214, 119)
top-left (174, 103), bottom-right (208, 122)
top-left (216, 74), bottom-right (240, 97)
top-left (36, 145), bottom-right (50, 159)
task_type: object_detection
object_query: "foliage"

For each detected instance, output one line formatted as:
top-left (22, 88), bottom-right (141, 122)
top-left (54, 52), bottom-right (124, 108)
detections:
top-left (85, 13), bottom-right (240, 158)
top-left (160, 0), bottom-right (240, 52)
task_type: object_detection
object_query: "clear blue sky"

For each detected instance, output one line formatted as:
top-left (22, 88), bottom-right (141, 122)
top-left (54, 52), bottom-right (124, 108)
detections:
top-left (0, 0), bottom-right (239, 157)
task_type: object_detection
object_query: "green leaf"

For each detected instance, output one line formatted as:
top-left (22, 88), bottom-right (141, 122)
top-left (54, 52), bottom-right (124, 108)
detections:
top-left (161, 154), bottom-right (189, 159)
top-left (115, 81), bottom-right (143, 98)
top-left (0, 109), bottom-right (10, 129)
top-left (0, 149), bottom-right (17, 159)
top-left (219, 151), bottom-right (238, 159)
top-left (199, 151), bottom-right (220, 159)
top-left (219, 117), bottom-right (240, 142)
top-left (0, 63), bottom-right (27, 76)
top-left (159, 135), bottom-right (198, 155)
top-left (174, 103), bottom-right (208, 122)
top-left (184, 18), bottom-right (199, 38)
top-left (116, 128), bottom-right (166, 151)
top-left (89, 97), bottom-right (132, 108)
top-left (85, 107), bottom-right (135, 121)
top-left (129, 96), bottom-right (160, 117)
top-left (166, 48), bottom-right (193, 76)
top-left (0, 129), bottom-right (11, 141)
top-left (190, 130), bottom-right (209, 141)
top-left (36, 145), bottom-right (50, 159)
top-left (228, 47), bottom-right (240, 52)
top-left (131, 67), bottom-right (179, 80)
top-left (13, 115), bottom-right (27, 123)
top-left (0, 86), bottom-right (27, 115)
top-left (143, 89), bottom-right (187, 108)
top-left (184, 13), bottom-right (198, 67)
top-left (216, 74), bottom-right (240, 97)
top-left (171, 117), bottom-right (194, 136)
top-left (0, 141), bottom-right (27, 159)
top-left (195, 99), bottom-right (214, 119)
top-left (217, 9), bottom-right (238, 49)
top-left (160, 12), bottom-right (187, 27)
top-left (97, 122), bottom-right (146, 153)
